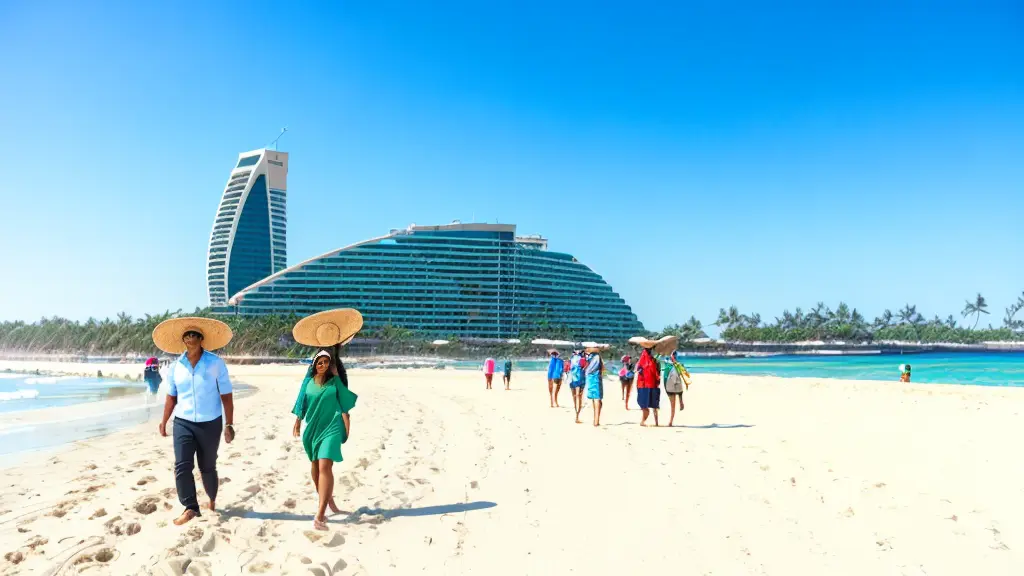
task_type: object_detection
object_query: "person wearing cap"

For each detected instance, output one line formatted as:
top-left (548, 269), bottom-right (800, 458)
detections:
top-left (143, 357), bottom-right (162, 395)
top-left (292, 348), bottom-right (357, 531)
top-left (584, 347), bottom-right (605, 426)
top-left (568, 347), bottom-right (587, 423)
top-left (546, 349), bottom-right (565, 408)
top-left (619, 355), bottom-right (635, 410)
top-left (154, 318), bottom-right (235, 526)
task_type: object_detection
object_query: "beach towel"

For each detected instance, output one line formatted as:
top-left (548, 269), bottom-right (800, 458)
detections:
top-left (636, 349), bottom-right (660, 389)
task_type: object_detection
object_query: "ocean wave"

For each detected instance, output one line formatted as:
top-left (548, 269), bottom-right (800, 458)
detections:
top-left (0, 389), bottom-right (41, 401)
top-left (21, 376), bottom-right (74, 385)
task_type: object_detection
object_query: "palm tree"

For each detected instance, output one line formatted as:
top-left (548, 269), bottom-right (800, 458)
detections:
top-left (873, 309), bottom-right (894, 329)
top-left (897, 304), bottom-right (920, 325)
top-left (714, 306), bottom-right (744, 330)
top-left (961, 293), bottom-right (990, 330)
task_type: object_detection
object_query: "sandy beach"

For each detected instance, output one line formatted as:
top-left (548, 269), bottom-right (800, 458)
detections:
top-left (1, 360), bottom-right (1022, 575)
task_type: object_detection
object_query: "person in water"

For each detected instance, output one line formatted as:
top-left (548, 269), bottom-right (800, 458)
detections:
top-left (585, 347), bottom-right (605, 426)
top-left (502, 358), bottom-right (513, 390)
top-left (662, 350), bottom-right (691, 426)
top-left (619, 355), bottom-right (635, 410)
top-left (483, 358), bottom-right (496, 390)
top-left (635, 346), bottom-right (661, 426)
top-left (153, 317), bottom-right (235, 526)
top-left (143, 357), bottom-right (162, 395)
top-left (546, 350), bottom-right (565, 408)
top-left (292, 348), bottom-right (357, 531)
top-left (900, 364), bottom-right (912, 382)
top-left (568, 347), bottom-right (587, 423)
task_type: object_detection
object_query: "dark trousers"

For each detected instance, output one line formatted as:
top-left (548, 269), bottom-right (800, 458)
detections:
top-left (173, 416), bottom-right (222, 513)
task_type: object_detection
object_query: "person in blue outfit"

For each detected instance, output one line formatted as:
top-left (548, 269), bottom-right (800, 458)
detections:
top-left (585, 347), bottom-right (605, 426)
top-left (546, 349), bottom-right (565, 408)
top-left (568, 347), bottom-right (587, 423)
top-left (143, 357), bottom-right (162, 395)
top-left (154, 317), bottom-right (235, 527)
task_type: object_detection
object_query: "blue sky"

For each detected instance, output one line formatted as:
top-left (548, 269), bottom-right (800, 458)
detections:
top-left (1, 1), bottom-right (1021, 334)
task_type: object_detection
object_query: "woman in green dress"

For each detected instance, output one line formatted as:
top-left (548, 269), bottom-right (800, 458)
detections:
top-left (292, 348), bottom-right (358, 530)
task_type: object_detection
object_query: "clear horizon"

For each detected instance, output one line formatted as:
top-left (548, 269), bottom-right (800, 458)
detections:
top-left (1, 1), bottom-right (1021, 336)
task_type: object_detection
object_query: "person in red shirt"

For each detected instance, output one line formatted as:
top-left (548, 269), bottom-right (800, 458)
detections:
top-left (634, 347), bottom-right (661, 426)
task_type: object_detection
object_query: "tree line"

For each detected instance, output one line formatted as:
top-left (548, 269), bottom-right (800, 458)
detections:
top-left (712, 293), bottom-right (1024, 344)
top-left (1, 292), bottom-right (1020, 357)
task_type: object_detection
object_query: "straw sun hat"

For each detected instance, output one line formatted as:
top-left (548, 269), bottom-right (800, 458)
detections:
top-left (152, 317), bottom-right (233, 354)
top-left (628, 335), bottom-right (679, 355)
top-left (292, 308), bottom-right (364, 347)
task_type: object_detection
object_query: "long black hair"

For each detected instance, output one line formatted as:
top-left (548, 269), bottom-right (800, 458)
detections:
top-left (332, 343), bottom-right (349, 388)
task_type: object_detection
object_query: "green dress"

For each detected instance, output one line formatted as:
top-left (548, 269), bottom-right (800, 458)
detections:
top-left (291, 375), bottom-right (358, 462)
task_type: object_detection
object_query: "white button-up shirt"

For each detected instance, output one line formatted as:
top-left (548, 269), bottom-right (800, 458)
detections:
top-left (166, 350), bottom-right (232, 423)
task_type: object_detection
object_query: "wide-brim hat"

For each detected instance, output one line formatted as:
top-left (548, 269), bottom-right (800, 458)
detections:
top-left (628, 336), bottom-right (658, 349)
top-left (585, 346), bottom-right (605, 354)
top-left (628, 335), bottom-right (679, 354)
top-left (292, 308), bottom-right (363, 347)
top-left (653, 335), bottom-right (679, 355)
top-left (152, 317), bottom-right (233, 354)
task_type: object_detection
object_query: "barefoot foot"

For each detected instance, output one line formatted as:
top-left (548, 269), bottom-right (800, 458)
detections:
top-left (328, 498), bottom-right (341, 515)
top-left (313, 517), bottom-right (329, 531)
top-left (173, 509), bottom-right (198, 526)
top-left (207, 500), bottom-right (216, 512)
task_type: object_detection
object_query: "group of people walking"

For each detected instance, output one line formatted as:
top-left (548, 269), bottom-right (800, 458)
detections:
top-left (152, 312), bottom-right (693, 533)
top-left (488, 337), bottom-right (692, 427)
top-left (150, 308), bottom-right (363, 531)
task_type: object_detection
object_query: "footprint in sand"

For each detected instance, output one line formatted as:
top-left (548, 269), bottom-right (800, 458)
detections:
top-left (49, 500), bottom-right (77, 518)
top-left (307, 558), bottom-right (347, 576)
top-left (132, 460), bottom-right (151, 467)
top-left (5, 551), bottom-right (25, 565)
top-left (283, 499), bottom-right (296, 509)
top-left (134, 495), bottom-right (160, 515)
top-left (321, 532), bottom-right (345, 548)
top-left (89, 508), bottom-right (107, 519)
top-left (247, 560), bottom-right (274, 573)
top-left (25, 535), bottom-right (48, 551)
top-left (137, 475), bottom-right (158, 486)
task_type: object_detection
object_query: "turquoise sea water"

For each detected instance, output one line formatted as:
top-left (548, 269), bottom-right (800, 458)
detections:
top-left (0, 373), bottom-right (255, 462)
top-left (0, 373), bottom-right (146, 413)
top-left (455, 352), bottom-right (1024, 387)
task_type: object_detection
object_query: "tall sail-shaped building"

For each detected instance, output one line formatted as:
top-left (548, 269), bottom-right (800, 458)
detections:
top-left (207, 149), bottom-right (288, 307)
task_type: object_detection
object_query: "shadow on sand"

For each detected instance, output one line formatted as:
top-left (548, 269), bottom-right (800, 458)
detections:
top-left (220, 501), bottom-right (497, 524)
top-left (603, 422), bottom-right (756, 429)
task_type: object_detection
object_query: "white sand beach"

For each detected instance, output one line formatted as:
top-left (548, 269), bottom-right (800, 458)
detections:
top-left (1, 360), bottom-right (1022, 575)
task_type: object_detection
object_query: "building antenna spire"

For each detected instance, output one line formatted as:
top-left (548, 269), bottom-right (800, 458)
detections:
top-left (269, 127), bottom-right (288, 150)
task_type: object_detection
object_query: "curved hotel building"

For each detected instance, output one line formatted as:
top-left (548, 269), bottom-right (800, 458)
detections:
top-left (206, 149), bottom-right (288, 307)
top-left (209, 150), bottom-right (643, 339)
